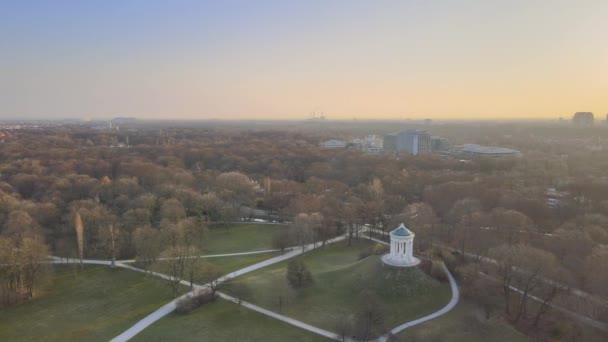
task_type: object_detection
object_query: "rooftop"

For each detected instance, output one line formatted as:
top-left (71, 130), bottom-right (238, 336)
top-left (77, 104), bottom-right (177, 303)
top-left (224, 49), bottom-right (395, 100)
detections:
top-left (462, 144), bottom-right (520, 155)
top-left (391, 223), bottom-right (413, 237)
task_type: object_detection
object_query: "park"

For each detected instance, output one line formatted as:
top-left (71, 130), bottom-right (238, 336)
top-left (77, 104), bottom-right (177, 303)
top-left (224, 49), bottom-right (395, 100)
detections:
top-left (0, 222), bottom-right (529, 341)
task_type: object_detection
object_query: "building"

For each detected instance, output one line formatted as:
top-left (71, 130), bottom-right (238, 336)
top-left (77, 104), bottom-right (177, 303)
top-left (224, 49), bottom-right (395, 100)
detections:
top-left (546, 187), bottom-right (568, 209)
top-left (572, 112), bottom-right (594, 126)
top-left (431, 136), bottom-right (450, 152)
top-left (381, 223), bottom-right (420, 267)
top-left (350, 135), bottom-right (383, 153)
top-left (459, 144), bottom-right (521, 158)
top-left (399, 129), bottom-right (431, 155)
top-left (319, 139), bottom-right (347, 149)
top-left (383, 129), bottom-right (431, 155)
top-left (383, 133), bottom-right (398, 153)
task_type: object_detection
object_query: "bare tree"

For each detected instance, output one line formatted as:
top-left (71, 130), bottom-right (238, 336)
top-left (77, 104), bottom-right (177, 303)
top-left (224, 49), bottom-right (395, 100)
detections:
top-left (272, 230), bottom-right (291, 254)
top-left (132, 225), bottom-right (163, 271)
top-left (199, 262), bottom-right (223, 296)
top-left (490, 244), bottom-right (561, 324)
top-left (74, 211), bottom-right (84, 269)
top-left (100, 224), bottom-right (120, 267)
top-left (292, 213), bottom-right (313, 251)
top-left (354, 291), bottom-right (386, 341)
top-left (154, 245), bottom-right (198, 297)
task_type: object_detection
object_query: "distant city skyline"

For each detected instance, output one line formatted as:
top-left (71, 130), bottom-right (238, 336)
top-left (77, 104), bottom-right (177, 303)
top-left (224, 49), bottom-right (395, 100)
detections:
top-left (1, 1), bottom-right (607, 120)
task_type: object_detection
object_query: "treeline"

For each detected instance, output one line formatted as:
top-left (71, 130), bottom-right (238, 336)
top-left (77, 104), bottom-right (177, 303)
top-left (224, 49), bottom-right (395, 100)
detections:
top-left (0, 123), bottom-right (607, 331)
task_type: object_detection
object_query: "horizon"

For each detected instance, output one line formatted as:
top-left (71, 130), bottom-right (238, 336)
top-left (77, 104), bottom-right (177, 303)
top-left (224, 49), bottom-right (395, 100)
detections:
top-left (1, 1), bottom-right (607, 120)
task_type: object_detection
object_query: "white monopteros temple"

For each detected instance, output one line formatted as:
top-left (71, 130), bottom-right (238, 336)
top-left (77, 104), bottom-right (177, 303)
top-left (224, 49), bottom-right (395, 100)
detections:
top-left (381, 223), bottom-right (420, 267)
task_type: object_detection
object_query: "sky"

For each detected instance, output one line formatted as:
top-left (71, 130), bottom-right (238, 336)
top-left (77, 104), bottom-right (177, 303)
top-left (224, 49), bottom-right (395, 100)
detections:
top-left (1, 0), bottom-right (607, 120)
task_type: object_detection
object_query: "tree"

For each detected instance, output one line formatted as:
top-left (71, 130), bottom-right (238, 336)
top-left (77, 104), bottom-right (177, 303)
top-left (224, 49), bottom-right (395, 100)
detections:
top-left (584, 246), bottom-right (608, 297)
top-left (74, 211), bottom-right (84, 269)
top-left (132, 225), bottom-right (163, 270)
top-left (448, 198), bottom-right (482, 255)
top-left (286, 259), bottom-right (313, 289)
top-left (490, 208), bottom-right (534, 246)
top-left (199, 262), bottom-right (223, 296)
top-left (0, 234), bottom-right (49, 304)
top-left (160, 198), bottom-right (186, 224)
top-left (216, 172), bottom-right (255, 209)
top-left (490, 244), bottom-right (561, 324)
top-left (272, 230), bottom-right (291, 254)
top-left (154, 245), bottom-right (198, 297)
top-left (292, 213), bottom-right (313, 251)
top-left (354, 291), bottom-right (385, 341)
top-left (3, 210), bottom-right (41, 242)
top-left (335, 316), bottom-right (353, 342)
top-left (184, 254), bottom-right (204, 290)
top-left (403, 202), bottom-right (438, 251)
top-left (230, 282), bottom-right (252, 305)
top-left (343, 196), bottom-right (363, 246)
top-left (99, 224), bottom-right (121, 267)
top-left (20, 236), bottom-right (49, 298)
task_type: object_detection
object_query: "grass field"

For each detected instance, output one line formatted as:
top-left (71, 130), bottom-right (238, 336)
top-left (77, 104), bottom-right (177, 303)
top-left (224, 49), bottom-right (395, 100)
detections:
top-left (223, 239), bottom-right (452, 332)
top-left (399, 300), bottom-right (530, 342)
top-left (0, 265), bottom-right (179, 342)
top-left (203, 223), bottom-right (288, 254)
top-left (136, 251), bottom-right (281, 277)
top-left (203, 251), bottom-right (281, 274)
top-left (133, 298), bottom-right (328, 342)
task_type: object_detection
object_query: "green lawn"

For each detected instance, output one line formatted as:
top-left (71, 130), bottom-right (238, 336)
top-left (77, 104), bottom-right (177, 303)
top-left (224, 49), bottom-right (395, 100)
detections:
top-left (202, 223), bottom-right (288, 254)
top-left (139, 252), bottom-right (281, 278)
top-left (133, 298), bottom-right (328, 342)
top-left (204, 252), bottom-right (281, 274)
top-left (223, 239), bottom-right (452, 332)
top-left (399, 300), bottom-right (530, 342)
top-left (0, 265), bottom-right (178, 342)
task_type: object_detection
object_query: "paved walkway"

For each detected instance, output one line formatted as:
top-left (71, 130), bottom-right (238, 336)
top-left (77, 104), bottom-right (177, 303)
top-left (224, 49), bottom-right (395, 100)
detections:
top-left (49, 256), bottom-right (112, 265)
top-left (58, 225), bottom-right (608, 340)
top-left (378, 263), bottom-right (459, 341)
top-left (53, 231), bottom-right (460, 342)
top-left (362, 234), bottom-right (461, 340)
top-left (218, 291), bottom-right (354, 341)
top-left (110, 235), bottom-right (347, 342)
top-left (117, 248), bottom-right (286, 264)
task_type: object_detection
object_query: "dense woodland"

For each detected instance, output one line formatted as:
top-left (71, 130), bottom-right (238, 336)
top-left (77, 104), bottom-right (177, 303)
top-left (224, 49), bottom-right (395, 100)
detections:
top-left (1, 120), bottom-right (607, 340)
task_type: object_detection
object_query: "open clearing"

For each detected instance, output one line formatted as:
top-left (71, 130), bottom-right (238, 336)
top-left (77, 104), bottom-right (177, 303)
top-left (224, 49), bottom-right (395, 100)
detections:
top-left (0, 265), bottom-right (179, 342)
top-left (399, 300), bottom-right (530, 341)
top-left (132, 298), bottom-right (328, 341)
top-left (223, 239), bottom-right (452, 332)
top-left (136, 251), bottom-right (281, 276)
top-left (202, 223), bottom-right (287, 254)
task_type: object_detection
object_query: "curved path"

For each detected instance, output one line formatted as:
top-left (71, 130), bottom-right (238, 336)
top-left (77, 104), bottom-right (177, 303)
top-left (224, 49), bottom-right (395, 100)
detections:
top-left (116, 248), bottom-right (286, 264)
top-left (54, 230), bottom-right (460, 342)
top-left (218, 291), bottom-right (353, 342)
top-left (364, 235), bottom-right (460, 341)
top-left (378, 263), bottom-right (459, 341)
top-left (110, 235), bottom-right (347, 342)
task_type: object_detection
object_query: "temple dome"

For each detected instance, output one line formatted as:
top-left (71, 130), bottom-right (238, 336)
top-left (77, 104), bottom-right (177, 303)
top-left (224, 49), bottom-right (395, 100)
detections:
top-left (391, 223), bottom-right (413, 237)
top-left (382, 223), bottom-right (420, 267)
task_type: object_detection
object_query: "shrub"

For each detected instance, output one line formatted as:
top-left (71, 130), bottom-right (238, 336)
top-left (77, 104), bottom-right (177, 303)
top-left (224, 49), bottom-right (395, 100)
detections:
top-left (430, 261), bottom-right (448, 282)
top-left (440, 250), bottom-right (459, 272)
top-left (175, 290), bottom-right (216, 314)
top-left (286, 259), bottom-right (314, 289)
top-left (358, 247), bottom-right (373, 260)
top-left (419, 259), bottom-right (433, 275)
top-left (372, 242), bottom-right (388, 255)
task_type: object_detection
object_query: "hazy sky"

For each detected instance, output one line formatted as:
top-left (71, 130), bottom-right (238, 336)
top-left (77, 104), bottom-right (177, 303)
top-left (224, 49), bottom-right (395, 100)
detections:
top-left (1, 0), bottom-right (607, 120)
